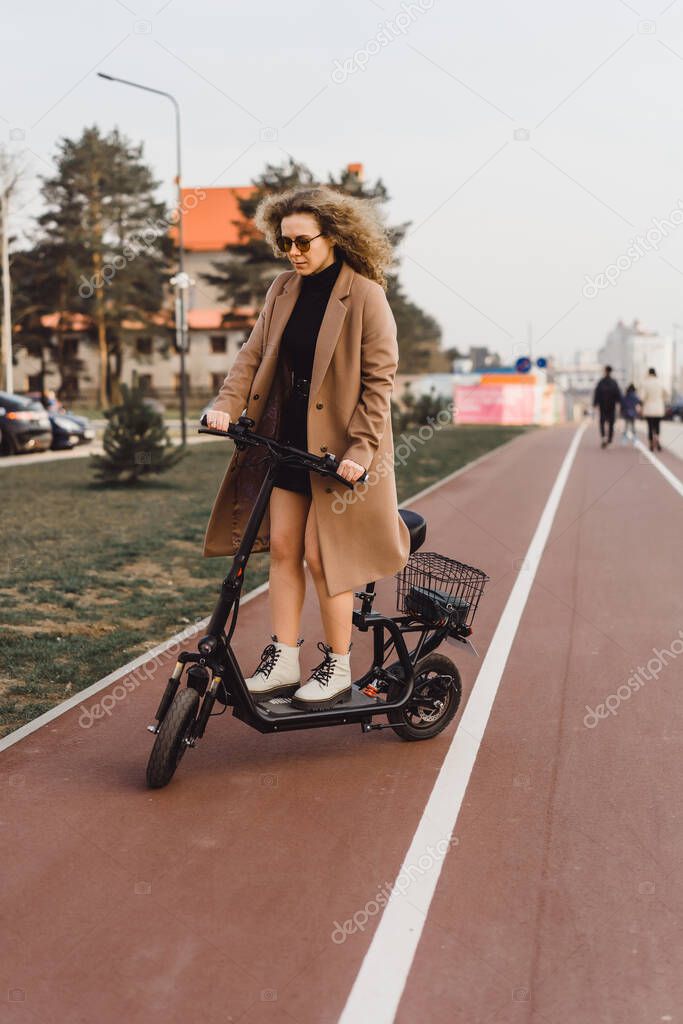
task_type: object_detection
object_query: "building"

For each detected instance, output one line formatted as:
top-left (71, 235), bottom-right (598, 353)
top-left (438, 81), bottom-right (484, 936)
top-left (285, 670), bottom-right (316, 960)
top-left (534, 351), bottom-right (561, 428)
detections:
top-left (599, 319), bottom-right (676, 394)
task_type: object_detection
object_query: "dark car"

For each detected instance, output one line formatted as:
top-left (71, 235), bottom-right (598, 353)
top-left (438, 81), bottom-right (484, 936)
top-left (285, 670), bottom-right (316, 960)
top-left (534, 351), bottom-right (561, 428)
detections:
top-left (24, 392), bottom-right (96, 449)
top-left (0, 391), bottom-right (53, 455)
top-left (664, 399), bottom-right (683, 422)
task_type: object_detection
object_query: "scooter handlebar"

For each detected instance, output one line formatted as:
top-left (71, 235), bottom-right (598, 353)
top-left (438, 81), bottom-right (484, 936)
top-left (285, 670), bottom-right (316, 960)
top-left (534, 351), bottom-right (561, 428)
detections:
top-left (198, 413), bottom-right (367, 490)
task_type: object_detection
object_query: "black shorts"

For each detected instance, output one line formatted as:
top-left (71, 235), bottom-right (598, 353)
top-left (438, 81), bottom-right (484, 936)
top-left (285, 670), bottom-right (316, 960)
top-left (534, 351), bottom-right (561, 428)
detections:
top-left (272, 395), bottom-right (312, 496)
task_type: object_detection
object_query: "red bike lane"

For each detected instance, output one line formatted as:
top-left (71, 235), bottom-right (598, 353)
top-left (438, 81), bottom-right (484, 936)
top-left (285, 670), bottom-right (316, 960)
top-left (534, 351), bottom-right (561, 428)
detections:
top-left (1, 424), bottom-right (598, 1024)
top-left (394, 428), bottom-right (683, 1023)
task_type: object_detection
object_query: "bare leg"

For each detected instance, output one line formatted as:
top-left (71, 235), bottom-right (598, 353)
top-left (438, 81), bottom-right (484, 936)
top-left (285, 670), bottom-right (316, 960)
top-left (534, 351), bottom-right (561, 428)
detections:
top-left (268, 487), bottom-right (310, 645)
top-left (304, 502), bottom-right (354, 655)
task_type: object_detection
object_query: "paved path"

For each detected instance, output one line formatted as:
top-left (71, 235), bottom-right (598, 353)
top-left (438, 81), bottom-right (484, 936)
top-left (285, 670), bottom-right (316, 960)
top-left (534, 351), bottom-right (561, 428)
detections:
top-left (1, 424), bottom-right (681, 1023)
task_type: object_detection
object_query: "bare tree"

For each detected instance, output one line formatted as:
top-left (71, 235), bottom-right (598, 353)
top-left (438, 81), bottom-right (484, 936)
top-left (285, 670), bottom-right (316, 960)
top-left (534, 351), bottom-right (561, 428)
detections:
top-left (0, 147), bottom-right (27, 393)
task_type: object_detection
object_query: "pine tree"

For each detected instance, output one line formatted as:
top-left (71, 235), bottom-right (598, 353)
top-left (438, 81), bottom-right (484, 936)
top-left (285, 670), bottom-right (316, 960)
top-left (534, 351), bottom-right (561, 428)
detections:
top-left (90, 382), bottom-right (186, 484)
top-left (37, 125), bottom-right (175, 408)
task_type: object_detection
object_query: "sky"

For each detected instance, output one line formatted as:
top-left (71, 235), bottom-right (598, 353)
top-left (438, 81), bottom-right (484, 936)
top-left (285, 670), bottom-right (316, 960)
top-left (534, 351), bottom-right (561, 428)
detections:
top-left (4, 0), bottom-right (683, 366)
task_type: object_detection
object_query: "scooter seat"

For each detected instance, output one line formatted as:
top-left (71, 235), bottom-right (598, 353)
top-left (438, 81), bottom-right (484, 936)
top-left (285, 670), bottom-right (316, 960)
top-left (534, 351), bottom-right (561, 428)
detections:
top-left (399, 508), bottom-right (426, 554)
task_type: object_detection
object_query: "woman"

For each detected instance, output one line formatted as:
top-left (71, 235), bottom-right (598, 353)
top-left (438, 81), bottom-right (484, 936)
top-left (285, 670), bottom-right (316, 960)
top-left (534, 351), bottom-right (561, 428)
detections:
top-left (640, 367), bottom-right (667, 452)
top-left (203, 185), bottom-right (411, 711)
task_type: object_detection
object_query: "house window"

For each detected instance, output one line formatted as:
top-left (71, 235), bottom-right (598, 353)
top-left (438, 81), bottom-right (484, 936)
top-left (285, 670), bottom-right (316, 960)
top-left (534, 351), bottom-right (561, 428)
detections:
top-left (136, 336), bottom-right (153, 355)
top-left (63, 336), bottom-right (79, 359)
top-left (210, 334), bottom-right (227, 354)
top-left (138, 374), bottom-right (153, 393)
top-left (27, 373), bottom-right (44, 391)
top-left (211, 373), bottom-right (224, 392)
top-left (174, 372), bottom-right (190, 395)
top-left (62, 375), bottom-right (80, 399)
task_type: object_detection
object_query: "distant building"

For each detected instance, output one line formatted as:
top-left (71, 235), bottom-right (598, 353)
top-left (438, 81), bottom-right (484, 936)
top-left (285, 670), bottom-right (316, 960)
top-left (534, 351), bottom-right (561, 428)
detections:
top-left (599, 319), bottom-right (674, 393)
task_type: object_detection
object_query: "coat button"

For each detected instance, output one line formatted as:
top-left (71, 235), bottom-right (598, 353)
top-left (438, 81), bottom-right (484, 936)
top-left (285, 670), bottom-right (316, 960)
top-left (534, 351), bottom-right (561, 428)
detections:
top-left (316, 402), bottom-right (323, 409)
top-left (325, 487), bottom-right (332, 493)
top-left (320, 444), bottom-right (327, 452)
top-left (253, 393), bottom-right (260, 400)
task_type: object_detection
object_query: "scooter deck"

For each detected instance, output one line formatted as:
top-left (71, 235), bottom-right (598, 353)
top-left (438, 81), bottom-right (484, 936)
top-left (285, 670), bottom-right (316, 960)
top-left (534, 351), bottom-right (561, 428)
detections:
top-left (257, 686), bottom-right (382, 718)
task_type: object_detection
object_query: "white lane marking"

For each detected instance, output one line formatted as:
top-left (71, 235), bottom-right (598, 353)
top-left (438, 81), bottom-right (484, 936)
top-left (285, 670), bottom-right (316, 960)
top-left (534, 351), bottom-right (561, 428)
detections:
top-left (338, 423), bottom-right (587, 1024)
top-left (0, 582), bottom-right (269, 754)
top-left (634, 440), bottom-right (683, 498)
top-left (0, 430), bottom-right (530, 752)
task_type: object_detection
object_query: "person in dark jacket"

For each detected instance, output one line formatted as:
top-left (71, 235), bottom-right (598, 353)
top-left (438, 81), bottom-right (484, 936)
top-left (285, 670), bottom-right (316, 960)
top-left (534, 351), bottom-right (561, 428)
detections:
top-left (620, 383), bottom-right (641, 445)
top-left (593, 365), bottom-right (622, 448)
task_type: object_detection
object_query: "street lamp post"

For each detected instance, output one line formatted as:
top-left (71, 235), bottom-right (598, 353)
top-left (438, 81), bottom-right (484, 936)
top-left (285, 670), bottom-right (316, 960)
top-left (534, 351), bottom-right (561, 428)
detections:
top-left (96, 71), bottom-right (189, 444)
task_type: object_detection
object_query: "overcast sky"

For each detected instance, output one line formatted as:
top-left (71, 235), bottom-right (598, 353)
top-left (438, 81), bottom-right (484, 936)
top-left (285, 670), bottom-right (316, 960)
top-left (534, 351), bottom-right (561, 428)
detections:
top-left (5, 0), bottom-right (683, 365)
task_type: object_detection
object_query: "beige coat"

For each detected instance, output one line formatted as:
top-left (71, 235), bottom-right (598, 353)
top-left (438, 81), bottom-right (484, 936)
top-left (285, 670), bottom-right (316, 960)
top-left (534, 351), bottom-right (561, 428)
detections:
top-left (640, 377), bottom-right (667, 418)
top-left (202, 259), bottom-right (412, 598)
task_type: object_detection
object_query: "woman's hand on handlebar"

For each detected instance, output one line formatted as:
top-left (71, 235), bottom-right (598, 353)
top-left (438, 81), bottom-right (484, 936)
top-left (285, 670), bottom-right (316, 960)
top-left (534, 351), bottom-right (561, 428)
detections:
top-left (205, 410), bottom-right (231, 432)
top-left (336, 457), bottom-right (366, 483)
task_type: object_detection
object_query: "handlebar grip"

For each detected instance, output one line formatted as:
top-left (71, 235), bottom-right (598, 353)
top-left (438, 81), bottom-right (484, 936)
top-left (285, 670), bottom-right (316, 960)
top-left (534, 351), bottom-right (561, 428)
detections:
top-left (197, 413), bottom-right (368, 487)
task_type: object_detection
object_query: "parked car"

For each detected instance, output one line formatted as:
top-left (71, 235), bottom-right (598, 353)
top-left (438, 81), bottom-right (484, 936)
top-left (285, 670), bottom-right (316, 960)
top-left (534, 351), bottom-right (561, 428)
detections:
top-left (0, 391), bottom-right (53, 455)
top-left (24, 392), bottom-right (96, 449)
top-left (664, 399), bottom-right (683, 422)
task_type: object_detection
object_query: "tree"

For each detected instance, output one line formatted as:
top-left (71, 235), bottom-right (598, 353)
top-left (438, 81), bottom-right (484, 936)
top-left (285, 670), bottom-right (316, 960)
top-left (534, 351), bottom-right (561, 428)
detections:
top-left (0, 146), bottom-right (26, 392)
top-left (11, 239), bottom-right (89, 397)
top-left (36, 124), bottom-right (175, 407)
top-left (89, 381), bottom-right (186, 484)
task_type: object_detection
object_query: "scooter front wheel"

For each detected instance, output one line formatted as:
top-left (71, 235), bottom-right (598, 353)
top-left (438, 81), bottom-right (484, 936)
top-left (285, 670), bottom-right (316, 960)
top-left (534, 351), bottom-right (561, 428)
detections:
top-left (386, 652), bottom-right (461, 741)
top-left (146, 687), bottom-right (200, 789)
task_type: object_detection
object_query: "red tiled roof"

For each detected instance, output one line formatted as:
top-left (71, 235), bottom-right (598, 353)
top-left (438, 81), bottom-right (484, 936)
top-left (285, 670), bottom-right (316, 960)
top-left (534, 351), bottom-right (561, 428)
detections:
top-left (38, 307), bottom-right (256, 333)
top-left (169, 187), bottom-right (258, 252)
top-left (187, 308), bottom-right (255, 330)
top-left (39, 311), bottom-right (172, 331)
top-left (40, 312), bottom-right (92, 331)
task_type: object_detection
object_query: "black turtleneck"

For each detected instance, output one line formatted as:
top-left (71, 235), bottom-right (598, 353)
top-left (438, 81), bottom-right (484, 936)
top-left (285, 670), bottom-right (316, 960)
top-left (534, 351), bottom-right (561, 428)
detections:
top-left (280, 256), bottom-right (343, 380)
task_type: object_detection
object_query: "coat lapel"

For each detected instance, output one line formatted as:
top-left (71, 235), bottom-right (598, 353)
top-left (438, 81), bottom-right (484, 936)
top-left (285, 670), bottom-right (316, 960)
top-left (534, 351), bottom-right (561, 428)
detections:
top-left (261, 259), bottom-right (355, 400)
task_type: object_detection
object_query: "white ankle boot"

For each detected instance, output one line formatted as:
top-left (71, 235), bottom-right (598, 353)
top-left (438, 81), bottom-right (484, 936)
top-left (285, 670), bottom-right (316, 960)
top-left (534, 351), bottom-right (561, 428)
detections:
top-left (292, 640), bottom-right (353, 710)
top-left (244, 634), bottom-right (303, 701)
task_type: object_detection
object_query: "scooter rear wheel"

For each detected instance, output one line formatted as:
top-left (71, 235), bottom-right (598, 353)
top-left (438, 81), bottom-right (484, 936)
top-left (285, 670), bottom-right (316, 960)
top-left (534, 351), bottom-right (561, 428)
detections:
top-left (146, 687), bottom-right (199, 789)
top-left (387, 652), bottom-right (461, 741)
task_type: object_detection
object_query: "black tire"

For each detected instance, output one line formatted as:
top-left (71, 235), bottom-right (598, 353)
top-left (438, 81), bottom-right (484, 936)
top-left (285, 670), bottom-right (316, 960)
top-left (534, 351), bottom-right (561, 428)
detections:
top-left (0, 429), bottom-right (16, 456)
top-left (387, 652), bottom-right (462, 741)
top-left (146, 687), bottom-right (199, 789)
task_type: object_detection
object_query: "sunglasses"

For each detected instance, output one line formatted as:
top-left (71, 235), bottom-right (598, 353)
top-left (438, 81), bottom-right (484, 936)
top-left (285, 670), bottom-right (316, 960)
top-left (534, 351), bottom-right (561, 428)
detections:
top-left (276, 232), bottom-right (323, 253)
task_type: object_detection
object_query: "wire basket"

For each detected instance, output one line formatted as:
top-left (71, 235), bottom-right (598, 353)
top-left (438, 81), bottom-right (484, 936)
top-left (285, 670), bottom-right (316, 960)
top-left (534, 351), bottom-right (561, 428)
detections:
top-left (395, 552), bottom-right (489, 632)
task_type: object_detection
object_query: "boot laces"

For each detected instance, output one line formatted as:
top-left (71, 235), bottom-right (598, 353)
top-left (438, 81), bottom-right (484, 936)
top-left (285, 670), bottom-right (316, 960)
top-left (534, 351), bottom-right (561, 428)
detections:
top-left (255, 641), bottom-right (280, 679)
top-left (310, 641), bottom-right (336, 687)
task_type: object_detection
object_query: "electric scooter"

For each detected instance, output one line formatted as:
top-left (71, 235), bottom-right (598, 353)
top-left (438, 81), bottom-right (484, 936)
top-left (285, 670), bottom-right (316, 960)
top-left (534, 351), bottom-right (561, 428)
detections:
top-left (145, 414), bottom-right (489, 789)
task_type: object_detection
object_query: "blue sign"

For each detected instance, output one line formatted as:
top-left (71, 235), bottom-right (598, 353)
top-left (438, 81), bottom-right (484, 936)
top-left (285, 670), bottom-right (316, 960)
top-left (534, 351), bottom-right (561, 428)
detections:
top-left (515, 356), bottom-right (532, 373)
top-left (536, 357), bottom-right (547, 368)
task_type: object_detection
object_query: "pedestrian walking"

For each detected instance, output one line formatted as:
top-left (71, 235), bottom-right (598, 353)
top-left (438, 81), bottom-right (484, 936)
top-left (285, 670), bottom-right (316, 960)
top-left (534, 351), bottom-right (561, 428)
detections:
top-left (640, 367), bottom-right (668, 452)
top-left (592, 365), bottom-right (622, 448)
top-left (620, 383), bottom-right (641, 445)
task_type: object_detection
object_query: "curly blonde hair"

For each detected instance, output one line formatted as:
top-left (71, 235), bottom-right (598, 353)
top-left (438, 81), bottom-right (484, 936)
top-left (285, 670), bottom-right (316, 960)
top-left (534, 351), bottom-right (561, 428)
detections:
top-left (254, 184), bottom-right (395, 290)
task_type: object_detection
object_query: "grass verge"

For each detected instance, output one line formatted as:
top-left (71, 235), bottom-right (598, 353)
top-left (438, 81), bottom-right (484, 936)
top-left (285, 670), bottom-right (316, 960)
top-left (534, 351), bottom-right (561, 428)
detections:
top-left (0, 424), bottom-right (528, 737)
